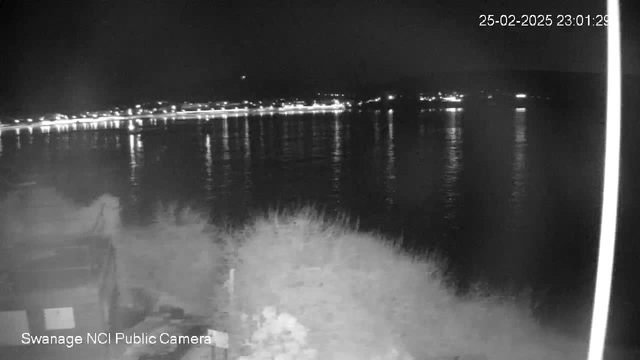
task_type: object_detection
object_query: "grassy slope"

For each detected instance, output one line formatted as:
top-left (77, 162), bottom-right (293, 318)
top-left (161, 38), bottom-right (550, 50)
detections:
top-left (84, 201), bottom-right (590, 360)
top-left (0, 191), bottom-right (618, 359)
top-left (214, 207), bottom-right (587, 360)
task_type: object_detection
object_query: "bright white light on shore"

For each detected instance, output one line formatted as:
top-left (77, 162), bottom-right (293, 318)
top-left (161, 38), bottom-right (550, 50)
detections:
top-left (516, 94), bottom-right (527, 98)
top-left (128, 123), bottom-right (135, 131)
top-left (442, 96), bottom-right (462, 102)
top-left (27, 118), bottom-right (33, 122)
top-left (241, 75), bottom-right (246, 80)
top-left (388, 95), bottom-right (395, 100)
top-left (14, 119), bottom-right (19, 123)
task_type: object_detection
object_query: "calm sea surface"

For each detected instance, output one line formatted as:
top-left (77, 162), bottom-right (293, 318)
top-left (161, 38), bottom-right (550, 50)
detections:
top-left (1, 106), bottom-right (638, 345)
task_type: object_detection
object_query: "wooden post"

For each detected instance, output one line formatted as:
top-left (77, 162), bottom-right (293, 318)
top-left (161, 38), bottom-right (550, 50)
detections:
top-left (211, 268), bottom-right (233, 360)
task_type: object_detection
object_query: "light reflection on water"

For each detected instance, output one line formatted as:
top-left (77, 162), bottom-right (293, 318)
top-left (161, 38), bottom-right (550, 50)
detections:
top-left (385, 112), bottom-right (395, 207)
top-left (221, 116), bottom-right (231, 194)
top-left (243, 117), bottom-right (252, 195)
top-left (259, 117), bottom-right (265, 158)
top-left (511, 109), bottom-right (527, 216)
top-left (205, 134), bottom-right (213, 198)
top-left (128, 134), bottom-right (143, 205)
top-left (333, 113), bottom-right (342, 196)
top-left (443, 110), bottom-right (463, 223)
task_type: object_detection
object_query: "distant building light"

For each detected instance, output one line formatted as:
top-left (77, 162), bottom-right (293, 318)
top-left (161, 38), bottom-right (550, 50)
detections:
top-left (388, 95), bottom-right (395, 100)
top-left (27, 118), bottom-right (33, 122)
top-left (241, 75), bottom-right (246, 80)
top-left (515, 94), bottom-right (527, 98)
top-left (14, 119), bottom-right (19, 123)
top-left (135, 104), bottom-right (141, 108)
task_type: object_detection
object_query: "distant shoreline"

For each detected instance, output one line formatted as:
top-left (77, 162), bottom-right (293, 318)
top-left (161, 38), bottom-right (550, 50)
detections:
top-left (0, 104), bottom-right (348, 133)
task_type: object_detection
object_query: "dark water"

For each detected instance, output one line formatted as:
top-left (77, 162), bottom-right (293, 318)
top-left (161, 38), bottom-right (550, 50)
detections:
top-left (0, 107), bottom-right (638, 345)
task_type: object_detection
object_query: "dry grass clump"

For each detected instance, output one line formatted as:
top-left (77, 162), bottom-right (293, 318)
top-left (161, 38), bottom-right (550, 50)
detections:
top-left (219, 206), bottom-right (587, 360)
top-left (112, 204), bottom-right (222, 316)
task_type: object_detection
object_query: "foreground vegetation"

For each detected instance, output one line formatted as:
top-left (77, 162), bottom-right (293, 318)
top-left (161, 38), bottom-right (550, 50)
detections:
top-left (0, 189), bottom-right (591, 359)
top-left (112, 204), bottom-right (588, 360)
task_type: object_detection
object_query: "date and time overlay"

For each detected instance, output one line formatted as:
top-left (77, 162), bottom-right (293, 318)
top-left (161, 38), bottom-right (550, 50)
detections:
top-left (479, 14), bottom-right (608, 27)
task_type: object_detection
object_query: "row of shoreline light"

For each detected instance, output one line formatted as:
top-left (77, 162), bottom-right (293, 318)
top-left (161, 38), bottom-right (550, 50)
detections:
top-left (0, 104), bottom-right (348, 134)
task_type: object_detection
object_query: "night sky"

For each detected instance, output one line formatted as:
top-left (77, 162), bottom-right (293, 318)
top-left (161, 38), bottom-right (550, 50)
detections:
top-left (1, 0), bottom-right (638, 115)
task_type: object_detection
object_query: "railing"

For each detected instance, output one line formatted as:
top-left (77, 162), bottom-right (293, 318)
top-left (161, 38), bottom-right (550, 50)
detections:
top-left (0, 187), bottom-right (113, 295)
top-left (1, 186), bottom-right (112, 240)
top-left (1, 242), bottom-right (104, 294)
